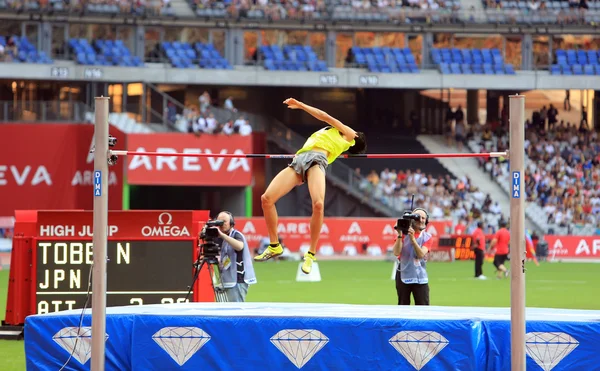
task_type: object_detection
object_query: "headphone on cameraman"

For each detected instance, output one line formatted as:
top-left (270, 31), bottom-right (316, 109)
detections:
top-left (413, 208), bottom-right (429, 226)
top-left (221, 211), bottom-right (235, 228)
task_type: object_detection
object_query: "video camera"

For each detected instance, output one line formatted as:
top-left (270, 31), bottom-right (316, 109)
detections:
top-left (394, 194), bottom-right (420, 235)
top-left (199, 219), bottom-right (224, 264)
top-left (395, 211), bottom-right (421, 235)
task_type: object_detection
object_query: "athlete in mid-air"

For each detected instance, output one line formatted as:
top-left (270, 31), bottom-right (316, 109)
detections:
top-left (254, 98), bottom-right (367, 273)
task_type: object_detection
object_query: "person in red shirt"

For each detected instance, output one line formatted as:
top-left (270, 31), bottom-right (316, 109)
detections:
top-left (489, 220), bottom-right (510, 279)
top-left (472, 221), bottom-right (487, 280)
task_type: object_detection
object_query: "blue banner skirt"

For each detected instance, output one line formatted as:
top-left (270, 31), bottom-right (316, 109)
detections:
top-left (24, 303), bottom-right (600, 371)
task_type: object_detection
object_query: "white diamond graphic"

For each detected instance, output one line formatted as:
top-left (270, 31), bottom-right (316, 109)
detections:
top-left (52, 327), bottom-right (109, 365)
top-left (525, 332), bottom-right (579, 371)
top-left (389, 331), bottom-right (449, 370)
top-left (270, 329), bottom-right (329, 369)
top-left (152, 327), bottom-right (210, 366)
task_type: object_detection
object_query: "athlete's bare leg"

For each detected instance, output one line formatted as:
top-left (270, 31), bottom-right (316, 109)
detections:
top-left (306, 165), bottom-right (326, 255)
top-left (261, 167), bottom-right (302, 244)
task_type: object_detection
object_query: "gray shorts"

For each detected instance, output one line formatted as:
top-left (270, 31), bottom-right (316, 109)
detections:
top-left (288, 151), bottom-right (328, 183)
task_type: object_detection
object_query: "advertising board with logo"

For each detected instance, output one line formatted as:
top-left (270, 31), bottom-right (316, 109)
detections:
top-left (0, 123), bottom-right (125, 217)
top-left (126, 133), bottom-right (254, 186)
top-left (236, 217), bottom-right (453, 253)
top-left (544, 235), bottom-right (600, 261)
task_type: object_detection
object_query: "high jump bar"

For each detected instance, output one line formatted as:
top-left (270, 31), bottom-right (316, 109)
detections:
top-left (90, 95), bottom-right (523, 371)
top-left (109, 150), bottom-right (508, 159)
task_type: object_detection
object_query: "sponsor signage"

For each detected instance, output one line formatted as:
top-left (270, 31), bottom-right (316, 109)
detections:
top-left (36, 210), bottom-right (193, 239)
top-left (126, 133), bottom-right (253, 186)
top-left (0, 124), bottom-right (125, 216)
top-left (236, 217), bottom-right (453, 253)
top-left (544, 235), bottom-right (600, 261)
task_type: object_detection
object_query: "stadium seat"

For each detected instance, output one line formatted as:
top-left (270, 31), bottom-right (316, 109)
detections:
top-left (94, 39), bottom-right (143, 67)
top-left (351, 47), bottom-right (419, 73)
top-left (261, 45), bottom-right (327, 72)
top-left (1, 35), bottom-right (53, 64)
top-left (162, 41), bottom-right (232, 70)
top-left (550, 48), bottom-right (600, 75)
top-left (69, 38), bottom-right (143, 67)
top-left (430, 47), bottom-right (515, 75)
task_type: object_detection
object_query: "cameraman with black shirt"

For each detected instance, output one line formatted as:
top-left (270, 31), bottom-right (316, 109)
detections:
top-left (393, 208), bottom-right (433, 306)
top-left (214, 211), bottom-right (257, 302)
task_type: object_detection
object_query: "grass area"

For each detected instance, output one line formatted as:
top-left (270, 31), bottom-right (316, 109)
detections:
top-left (247, 260), bottom-right (600, 309)
top-left (1, 260), bottom-right (600, 370)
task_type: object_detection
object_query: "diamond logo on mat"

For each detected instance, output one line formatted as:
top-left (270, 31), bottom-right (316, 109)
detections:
top-left (270, 329), bottom-right (329, 369)
top-left (152, 327), bottom-right (210, 366)
top-left (389, 331), bottom-right (449, 370)
top-left (52, 327), bottom-right (109, 365)
top-left (525, 332), bottom-right (579, 371)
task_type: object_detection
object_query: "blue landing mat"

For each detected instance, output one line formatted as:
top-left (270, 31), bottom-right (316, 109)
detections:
top-left (24, 303), bottom-right (600, 371)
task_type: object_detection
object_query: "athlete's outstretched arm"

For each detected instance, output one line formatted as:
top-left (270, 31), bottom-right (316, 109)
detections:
top-left (284, 98), bottom-right (356, 141)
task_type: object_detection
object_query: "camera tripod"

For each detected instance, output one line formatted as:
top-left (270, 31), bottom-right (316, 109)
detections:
top-left (185, 253), bottom-right (228, 303)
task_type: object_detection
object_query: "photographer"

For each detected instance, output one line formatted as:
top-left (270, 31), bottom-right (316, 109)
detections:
top-left (393, 208), bottom-right (432, 306)
top-left (214, 211), bottom-right (257, 302)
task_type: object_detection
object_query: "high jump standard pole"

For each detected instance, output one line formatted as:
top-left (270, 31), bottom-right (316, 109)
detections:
top-left (509, 94), bottom-right (526, 371)
top-left (91, 96), bottom-right (110, 371)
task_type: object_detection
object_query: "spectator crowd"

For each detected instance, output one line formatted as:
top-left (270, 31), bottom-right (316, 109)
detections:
top-left (471, 102), bottom-right (600, 235)
top-left (353, 167), bottom-right (505, 234)
top-left (169, 91), bottom-right (254, 136)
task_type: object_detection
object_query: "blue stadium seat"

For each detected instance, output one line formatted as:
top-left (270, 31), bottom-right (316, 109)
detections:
top-left (161, 42), bottom-right (231, 70)
top-left (550, 49), bottom-right (600, 75)
top-left (94, 39), bottom-right (143, 67)
top-left (4, 35), bottom-right (53, 64)
top-left (262, 45), bottom-right (327, 72)
top-left (550, 64), bottom-right (561, 75)
top-left (351, 47), bottom-right (418, 74)
top-left (431, 47), bottom-right (510, 75)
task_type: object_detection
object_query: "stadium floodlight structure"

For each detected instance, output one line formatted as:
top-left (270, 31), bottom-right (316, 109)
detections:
top-left (89, 95), bottom-right (527, 371)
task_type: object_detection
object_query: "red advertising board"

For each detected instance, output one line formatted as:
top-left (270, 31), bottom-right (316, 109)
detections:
top-left (236, 217), bottom-right (453, 253)
top-left (0, 124), bottom-right (125, 217)
top-left (544, 235), bottom-right (600, 261)
top-left (126, 133), bottom-right (254, 186)
top-left (36, 210), bottom-right (203, 240)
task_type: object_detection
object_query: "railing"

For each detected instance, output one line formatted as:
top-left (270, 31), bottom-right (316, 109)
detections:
top-left (0, 100), bottom-right (89, 123)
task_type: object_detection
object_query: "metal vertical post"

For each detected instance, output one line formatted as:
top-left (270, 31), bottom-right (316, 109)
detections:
top-left (509, 94), bottom-right (526, 371)
top-left (91, 96), bottom-right (110, 371)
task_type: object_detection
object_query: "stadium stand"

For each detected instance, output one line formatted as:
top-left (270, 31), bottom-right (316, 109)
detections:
top-left (0, 35), bottom-right (52, 64)
top-left (349, 46), bottom-right (419, 73)
top-left (354, 167), bottom-right (504, 232)
top-left (550, 49), bottom-right (600, 75)
top-left (261, 45), bottom-right (328, 72)
top-left (468, 115), bottom-right (599, 236)
top-left (69, 38), bottom-right (144, 67)
top-left (430, 47), bottom-right (516, 75)
top-left (162, 41), bottom-right (232, 69)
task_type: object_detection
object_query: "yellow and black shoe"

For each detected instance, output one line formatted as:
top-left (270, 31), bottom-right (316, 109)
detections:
top-left (301, 251), bottom-right (316, 274)
top-left (254, 243), bottom-right (283, 262)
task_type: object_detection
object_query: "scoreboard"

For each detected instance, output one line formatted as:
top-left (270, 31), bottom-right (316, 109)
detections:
top-left (35, 240), bottom-right (194, 314)
top-left (438, 235), bottom-right (476, 260)
top-left (5, 209), bottom-right (212, 325)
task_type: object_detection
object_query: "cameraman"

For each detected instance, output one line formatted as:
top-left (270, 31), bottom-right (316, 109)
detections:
top-left (393, 208), bottom-right (433, 306)
top-left (215, 211), bottom-right (257, 302)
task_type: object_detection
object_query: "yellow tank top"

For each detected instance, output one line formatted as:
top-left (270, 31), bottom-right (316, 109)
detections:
top-left (296, 127), bottom-right (355, 164)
